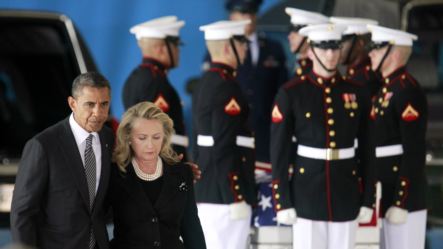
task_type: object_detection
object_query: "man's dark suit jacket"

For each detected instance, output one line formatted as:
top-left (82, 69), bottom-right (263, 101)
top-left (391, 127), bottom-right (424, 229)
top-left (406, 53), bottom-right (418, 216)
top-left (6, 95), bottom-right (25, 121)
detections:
top-left (11, 117), bottom-right (114, 249)
top-left (108, 161), bottom-right (206, 249)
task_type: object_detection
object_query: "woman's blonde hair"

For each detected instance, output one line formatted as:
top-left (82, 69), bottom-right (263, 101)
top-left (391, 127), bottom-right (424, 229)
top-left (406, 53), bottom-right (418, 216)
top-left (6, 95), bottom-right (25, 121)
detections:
top-left (113, 101), bottom-right (180, 171)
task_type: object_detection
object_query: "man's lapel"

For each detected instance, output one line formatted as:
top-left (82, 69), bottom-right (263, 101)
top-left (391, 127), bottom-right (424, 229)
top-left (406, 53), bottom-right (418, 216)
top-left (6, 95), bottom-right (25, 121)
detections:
top-left (59, 118), bottom-right (90, 209)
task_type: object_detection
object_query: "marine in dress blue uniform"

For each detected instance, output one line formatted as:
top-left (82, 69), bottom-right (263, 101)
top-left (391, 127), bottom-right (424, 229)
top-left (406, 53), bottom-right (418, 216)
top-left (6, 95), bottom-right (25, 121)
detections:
top-left (330, 17), bottom-right (382, 97)
top-left (271, 24), bottom-right (376, 249)
top-left (285, 7), bottom-right (329, 80)
top-left (122, 16), bottom-right (189, 158)
top-left (193, 20), bottom-right (257, 249)
top-left (367, 24), bottom-right (427, 249)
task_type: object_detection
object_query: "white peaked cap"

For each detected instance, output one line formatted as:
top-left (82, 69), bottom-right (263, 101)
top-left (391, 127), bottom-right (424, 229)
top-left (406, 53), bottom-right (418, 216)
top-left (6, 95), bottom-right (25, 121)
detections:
top-left (329, 17), bottom-right (378, 35)
top-left (367, 24), bottom-right (417, 46)
top-left (199, 19), bottom-right (251, 40)
top-left (299, 23), bottom-right (347, 42)
top-left (285, 7), bottom-right (329, 26)
top-left (130, 15), bottom-right (185, 40)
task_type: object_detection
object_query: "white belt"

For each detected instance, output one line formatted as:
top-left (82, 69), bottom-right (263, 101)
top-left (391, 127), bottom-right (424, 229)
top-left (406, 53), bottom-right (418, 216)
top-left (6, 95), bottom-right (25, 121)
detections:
top-left (171, 134), bottom-right (189, 147)
top-left (375, 144), bottom-right (403, 158)
top-left (297, 144), bottom-right (355, 161)
top-left (197, 135), bottom-right (255, 148)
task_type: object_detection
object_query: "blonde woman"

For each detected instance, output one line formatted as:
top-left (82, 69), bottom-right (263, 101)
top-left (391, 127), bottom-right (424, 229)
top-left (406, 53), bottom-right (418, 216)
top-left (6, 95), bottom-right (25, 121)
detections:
top-left (108, 102), bottom-right (206, 249)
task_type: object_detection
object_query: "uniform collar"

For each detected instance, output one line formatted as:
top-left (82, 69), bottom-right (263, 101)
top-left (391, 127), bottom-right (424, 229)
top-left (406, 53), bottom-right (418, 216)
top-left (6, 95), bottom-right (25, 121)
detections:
top-left (142, 57), bottom-right (167, 72)
top-left (346, 56), bottom-right (371, 76)
top-left (382, 66), bottom-right (407, 85)
top-left (308, 69), bottom-right (340, 87)
top-left (209, 62), bottom-right (237, 78)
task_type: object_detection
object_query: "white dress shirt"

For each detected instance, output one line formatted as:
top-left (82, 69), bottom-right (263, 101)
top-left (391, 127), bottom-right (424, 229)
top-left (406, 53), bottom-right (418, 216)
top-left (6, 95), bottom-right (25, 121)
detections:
top-left (248, 32), bottom-right (259, 66)
top-left (69, 113), bottom-right (102, 193)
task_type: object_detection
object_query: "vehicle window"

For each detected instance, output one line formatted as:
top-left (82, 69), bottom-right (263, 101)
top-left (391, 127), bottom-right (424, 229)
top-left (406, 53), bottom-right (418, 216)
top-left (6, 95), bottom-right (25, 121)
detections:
top-left (0, 20), bottom-right (80, 161)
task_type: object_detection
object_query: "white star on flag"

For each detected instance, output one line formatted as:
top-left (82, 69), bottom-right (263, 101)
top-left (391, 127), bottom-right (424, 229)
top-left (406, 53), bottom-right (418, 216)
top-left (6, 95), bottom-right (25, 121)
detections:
top-left (258, 194), bottom-right (273, 211)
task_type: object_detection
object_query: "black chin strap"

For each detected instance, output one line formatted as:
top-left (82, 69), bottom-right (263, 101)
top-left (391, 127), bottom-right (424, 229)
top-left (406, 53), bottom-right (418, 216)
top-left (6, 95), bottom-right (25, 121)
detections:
top-left (344, 36), bottom-right (357, 65)
top-left (293, 37), bottom-right (307, 55)
top-left (375, 44), bottom-right (393, 73)
top-left (164, 40), bottom-right (175, 68)
top-left (229, 38), bottom-right (242, 66)
top-left (311, 47), bottom-right (337, 73)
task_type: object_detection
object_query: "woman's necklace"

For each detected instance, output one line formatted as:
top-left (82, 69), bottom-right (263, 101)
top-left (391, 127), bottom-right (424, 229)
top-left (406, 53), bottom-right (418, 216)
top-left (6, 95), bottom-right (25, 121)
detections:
top-left (132, 157), bottom-right (163, 181)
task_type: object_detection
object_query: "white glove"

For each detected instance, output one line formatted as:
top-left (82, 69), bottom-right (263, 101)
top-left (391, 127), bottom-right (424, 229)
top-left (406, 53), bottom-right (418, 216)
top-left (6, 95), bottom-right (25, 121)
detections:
top-left (229, 201), bottom-right (252, 220)
top-left (357, 206), bottom-right (374, 223)
top-left (385, 206), bottom-right (408, 224)
top-left (276, 208), bottom-right (297, 225)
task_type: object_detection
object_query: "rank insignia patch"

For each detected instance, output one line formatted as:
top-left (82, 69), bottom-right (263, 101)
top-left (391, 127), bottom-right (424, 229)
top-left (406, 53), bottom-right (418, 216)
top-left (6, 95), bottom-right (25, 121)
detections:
top-left (401, 104), bottom-right (419, 121)
top-left (224, 98), bottom-right (241, 116)
top-left (154, 94), bottom-right (169, 112)
top-left (272, 105), bottom-right (283, 123)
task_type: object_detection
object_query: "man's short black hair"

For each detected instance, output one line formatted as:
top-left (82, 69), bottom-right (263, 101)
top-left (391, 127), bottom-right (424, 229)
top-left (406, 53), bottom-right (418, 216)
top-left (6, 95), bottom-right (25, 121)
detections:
top-left (71, 71), bottom-right (111, 98)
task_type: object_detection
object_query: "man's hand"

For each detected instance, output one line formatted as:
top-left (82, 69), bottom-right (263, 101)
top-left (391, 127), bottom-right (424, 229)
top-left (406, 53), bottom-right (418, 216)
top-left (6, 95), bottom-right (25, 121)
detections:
top-left (357, 206), bottom-right (374, 223)
top-left (276, 208), bottom-right (297, 225)
top-left (385, 206), bottom-right (408, 224)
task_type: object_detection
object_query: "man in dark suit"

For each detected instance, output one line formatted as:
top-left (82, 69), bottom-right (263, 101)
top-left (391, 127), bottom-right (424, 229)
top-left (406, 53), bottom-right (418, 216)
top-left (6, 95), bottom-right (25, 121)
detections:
top-left (11, 72), bottom-right (114, 249)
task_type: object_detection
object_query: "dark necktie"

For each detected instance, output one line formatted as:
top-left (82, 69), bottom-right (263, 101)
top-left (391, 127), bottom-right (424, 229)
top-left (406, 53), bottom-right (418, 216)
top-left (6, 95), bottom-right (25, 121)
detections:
top-left (84, 134), bottom-right (96, 249)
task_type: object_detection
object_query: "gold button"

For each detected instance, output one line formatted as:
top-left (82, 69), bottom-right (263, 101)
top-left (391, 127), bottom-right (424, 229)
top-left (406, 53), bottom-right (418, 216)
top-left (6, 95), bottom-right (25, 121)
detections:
top-left (401, 74), bottom-right (406, 80)
top-left (275, 193), bottom-right (280, 199)
top-left (238, 195), bottom-right (243, 200)
top-left (301, 76), bottom-right (306, 80)
top-left (296, 68), bottom-right (302, 75)
top-left (329, 130), bottom-right (336, 137)
top-left (330, 141), bottom-right (336, 148)
top-left (326, 97), bottom-right (332, 103)
top-left (276, 204), bottom-right (281, 210)
top-left (301, 60), bottom-right (307, 66)
top-left (366, 66), bottom-right (370, 71)
top-left (331, 77), bottom-right (336, 84)
top-left (401, 181), bottom-right (406, 186)
top-left (235, 185), bottom-right (240, 190)
top-left (242, 157), bottom-right (246, 162)
top-left (327, 108), bottom-right (334, 114)
top-left (349, 69), bottom-right (355, 75)
top-left (273, 184), bottom-right (278, 190)
top-left (325, 87), bottom-right (331, 94)
top-left (396, 201), bottom-right (401, 206)
top-left (352, 170), bottom-right (356, 175)
top-left (375, 108), bottom-right (379, 113)
top-left (328, 119), bottom-right (334, 125)
top-left (380, 111), bottom-right (384, 116)
top-left (299, 168), bottom-right (305, 174)
top-left (399, 191), bottom-right (404, 196)
top-left (378, 98), bottom-right (383, 103)
top-left (393, 166), bottom-right (398, 172)
top-left (382, 87), bottom-right (387, 93)
top-left (350, 112), bottom-right (355, 117)
top-left (305, 112), bottom-right (311, 118)
top-left (317, 78), bottom-right (323, 84)
top-left (385, 78), bottom-right (390, 84)
top-left (233, 175), bottom-right (238, 180)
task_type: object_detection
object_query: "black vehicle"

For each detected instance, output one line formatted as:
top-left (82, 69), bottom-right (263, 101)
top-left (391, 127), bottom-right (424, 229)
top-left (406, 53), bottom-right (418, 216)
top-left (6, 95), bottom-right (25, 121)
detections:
top-left (0, 10), bottom-right (98, 225)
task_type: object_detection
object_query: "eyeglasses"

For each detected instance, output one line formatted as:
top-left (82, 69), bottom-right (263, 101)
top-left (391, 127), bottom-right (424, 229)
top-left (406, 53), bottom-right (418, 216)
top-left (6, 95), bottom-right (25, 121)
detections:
top-left (288, 24), bottom-right (306, 33)
top-left (165, 36), bottom-right (184, 47)
top-left (311, 40), bottom-right (342, 50)
top-left (367, 41), bottom-right (390, 51)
